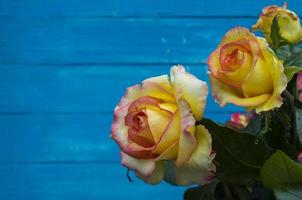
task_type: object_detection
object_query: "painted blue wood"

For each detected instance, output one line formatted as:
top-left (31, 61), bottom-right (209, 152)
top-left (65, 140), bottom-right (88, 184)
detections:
top-left (0, 64), bottom-right (242, 113)
top-left (0, 0), bottom-right (300, 17)
top-left (0, 163), bottom-right (186, 200)
top-left (0, 0), bottom-right (291, 199)
top-left (0, 113), bottom-right (230, 163)
top-left (0, 18), bottom-right (255, 64)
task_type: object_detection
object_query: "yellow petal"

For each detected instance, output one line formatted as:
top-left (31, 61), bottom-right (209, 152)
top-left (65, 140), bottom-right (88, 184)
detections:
top-left (153, 110), bottom-right (180, 155)
top-left (253, 39), bottom-right (287, 113)
top-left (242, 45), bottom-right (274, 97)
top-left (221, 27), bottom-right (256, 46)
top-left (142, 75), bottom-right (175, 102)
top-left (155, 142), bottom-right (178, 161)
top-left (163, 125), bottom-right (215, 186)
top-left (210, 76), bottom-right (270, 107)
top-left (171, 65), bottom-right (208, 120)
top-left (146, 107), bottom-right (171, 143)
top-left (175, 99), bottom-right (196, 166)
top-left (137, 161), bottom-right (165, 185)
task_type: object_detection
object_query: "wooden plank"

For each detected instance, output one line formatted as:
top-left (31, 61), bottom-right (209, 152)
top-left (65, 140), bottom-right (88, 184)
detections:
top-left (0, 163), bottom-right (186, 200)
top-left (0, 113), bottom-right (231, 162)
top-left (0, 0), bottom-right (300, 17)
top-left (0, 64), bottom-right (242, 113)
top-left (0, 18), bottom-right (255, 64)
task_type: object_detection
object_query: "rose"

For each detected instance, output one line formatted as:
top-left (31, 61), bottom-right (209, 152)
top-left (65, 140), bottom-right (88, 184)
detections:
top-left (252, 3), bottom-right (302, 44)
top-left (227, 112), bottom-right (249, 129)
top-left (208, 27), bottom-right (287, 113)
top-left (111, 65), bottom-right (215, 185)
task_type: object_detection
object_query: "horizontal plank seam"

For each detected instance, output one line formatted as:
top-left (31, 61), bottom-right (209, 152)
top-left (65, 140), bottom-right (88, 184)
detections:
top-left (0, 110), bottom-right (237, 115)
top-left (0, 15), bottom-right (258, 20)
top-left (0, 62), bottom-right (208, 66)
top-left (0, 160), bottom-right (120, 165)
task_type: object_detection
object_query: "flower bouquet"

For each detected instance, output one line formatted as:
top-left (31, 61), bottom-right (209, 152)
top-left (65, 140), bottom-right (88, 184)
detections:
top-left (111, 3), bottom-right (302, 199)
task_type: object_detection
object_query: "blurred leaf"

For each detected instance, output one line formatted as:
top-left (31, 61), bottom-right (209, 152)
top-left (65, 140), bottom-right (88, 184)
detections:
top-left (242, 113), bottom-right (264, 134)
top-left (274, 184), bottom-right (302, 200)
top-left (183, 184), bottom-right (217, 200)
top-left (297, 109), bottom-right (302, 145)
top-left (201, 119), bottom-right (270, 184)
top-left (284, 66), bottom-right (302, 82)
top-left (261, 150), bottom-right (302, 188)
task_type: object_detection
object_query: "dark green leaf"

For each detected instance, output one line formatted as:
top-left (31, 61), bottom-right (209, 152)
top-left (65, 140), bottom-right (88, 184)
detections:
top-left (270, 16), bottom-right (281, 50)
top-left (284, 66), bottom-right (302, 82)
top-left (201, 119), bottom-right (270, 184)
top-left (183, 184), bottom-right (217, 200)
top-left (242, 113), bottom-right (263, 134)
top-left (274, 184), bottom-right (302, 200)
top-left (261, 150), bottom-right (302, 188)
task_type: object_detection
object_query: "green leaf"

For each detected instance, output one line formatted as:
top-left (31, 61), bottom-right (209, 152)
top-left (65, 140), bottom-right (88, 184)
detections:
top-left (183, 183), bottom-right (217, 200)
top-left (261, 150), bottom-right (302, 189)
top-left (270, 16), bottom-right (281, 50)
top-left (201, 119), bottom-right (270, 184)
top-left (274, 184), bottom-right (302, 200)
top-left (284, 66), bottom-right (302, 82)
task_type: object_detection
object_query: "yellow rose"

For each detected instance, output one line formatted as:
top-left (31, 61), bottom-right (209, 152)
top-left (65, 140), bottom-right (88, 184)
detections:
top-left (208, 27), bottom-right (287, 113)
top-left (111, 65), bottom-right (215, 185)
top-left (252, 3), bottom-right (302, 44)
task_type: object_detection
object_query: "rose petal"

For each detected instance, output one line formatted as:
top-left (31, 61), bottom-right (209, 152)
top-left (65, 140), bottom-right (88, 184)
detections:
top-left (242, 46), bottom-right (274, 97)
top-left (170, 65), bottom-right (208, 120)
top-left (221, 27), bottom-right (256, 46)
top-left (164, 125), bottom-right (215, 186)
top-left (153, 110), bottom-right (180, 155)
top-left (155, 142), bottom-right (178, 161)
top-left (121, 151), bottom-right (155, 177)
top-left (146, 107), bottom-right (172, 143)
top-left (142, 75), bottom-right (175, 103)
top-left (297, 73), bottom-right (302, 90)
top-left (252, 38), bottom-right (287, 113)
top-left (136, 161), bottom-right (165, 185)
top-left (111, 85), bottom-right (142, 150)
top-left (176, 99), bottom-right (196, 166)
top-left (210, 76), bottom-right (270, 107)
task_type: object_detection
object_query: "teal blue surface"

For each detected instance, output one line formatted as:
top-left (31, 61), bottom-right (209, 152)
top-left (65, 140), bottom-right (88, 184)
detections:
top-left (0, 1), bottom-right (301, 199)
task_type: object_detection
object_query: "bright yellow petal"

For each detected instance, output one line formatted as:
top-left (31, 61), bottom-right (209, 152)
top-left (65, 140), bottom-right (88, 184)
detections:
top-left (146, 107), bottom-right (171, 143)
top-left (171, 65), bottom-right (208, 120)
top-left (155, 142), bottom-right (178, 161)
top-left (175, 99), bottom-right (196, 166)
top-left (210, 76), bottom-right (270, 108)
top-left (153, 110), bottom-right (180, 155)
top-left (163, 125), bottom-right (215, 186)
top-left (242, 47), bottom-right (274, 97)
top-left (253, 39), bottom-right (287, 113)
top-left (142, 75), bottom-right (175, 102)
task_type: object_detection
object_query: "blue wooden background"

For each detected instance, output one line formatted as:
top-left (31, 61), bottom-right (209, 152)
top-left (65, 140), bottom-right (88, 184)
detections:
top-left (0, 1), bottom-right (301, 199)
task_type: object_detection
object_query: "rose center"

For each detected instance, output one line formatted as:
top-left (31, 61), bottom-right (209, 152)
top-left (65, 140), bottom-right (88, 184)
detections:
top-left (223, 49), bottom-right (244, 71)
top-left (133, 112), bottom-right (148, 131)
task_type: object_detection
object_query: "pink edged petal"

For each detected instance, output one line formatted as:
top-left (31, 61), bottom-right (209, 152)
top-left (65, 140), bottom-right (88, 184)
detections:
top-left (210, 76), bottom-right (270, 108)
top-left (176, 99), bottom-right (196, 166)
top-left (121, 151), bottom-right (155, 177)
top-left (164, 125), bottom-right (215, 186)
top-left (136, 161), bottom-right (165, 185)
top-left (142, 75), bottom-right (175, 103)
top-left (111, 84), bottom-right (142, 147)
top-left (171, 65), bottom-right (208, 120)
top-left (221, 27), bottom-right (256, 46)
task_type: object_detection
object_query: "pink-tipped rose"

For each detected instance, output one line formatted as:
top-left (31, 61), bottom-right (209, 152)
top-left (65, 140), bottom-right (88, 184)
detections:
top-left (297, 73), bottom-right (302, 102)
top-left (111, 65), bottom-right (215, 185)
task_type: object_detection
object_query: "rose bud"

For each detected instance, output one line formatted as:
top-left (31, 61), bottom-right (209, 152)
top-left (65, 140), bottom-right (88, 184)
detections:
top-left (111, 65), bottom-right (215, 185)
top-left (227, 112), bottom-right (249, 129)
top-left (208, 27), bottom-right (287, 113)
top-left (252, 3), bottom-right (302, 44)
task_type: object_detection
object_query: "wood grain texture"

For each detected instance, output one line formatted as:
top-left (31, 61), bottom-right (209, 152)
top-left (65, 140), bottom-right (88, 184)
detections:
top-left (0, 0), bottom-right (293, 199)
top-left (0, 64), bottom-right (241, 112)
top-left (0, 0), bottom-right (300, 17)
top-left (0, 163), bottom-right (186, 200)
